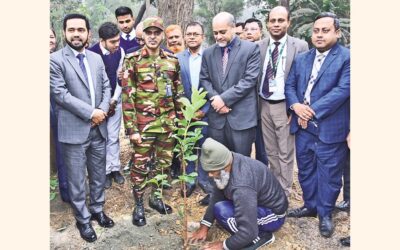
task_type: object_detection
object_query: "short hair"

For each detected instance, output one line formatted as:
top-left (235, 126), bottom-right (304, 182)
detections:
top-left (50, 27), bottom-right (56, 37)
top-left (266, 6), bottom-right (291, 21)
top-left (63, 13), bottom-right (90, 31)
top-left (165, 24), bottom-right (182, 35)
top-left (244, 18), bottom-right (263, 30)
top-left (185, 21), bottom-right (204, 34)
top-left (98, 22), bottom-right (120, 40)
top-left (115, 6), bottom-right (133, 18)
top-left (314, 12), bottom-right (340, 30)
top-left (235, 22), bottom-right (245, 29)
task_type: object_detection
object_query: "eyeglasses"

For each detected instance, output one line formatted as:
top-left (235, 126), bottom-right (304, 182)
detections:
top-left (185, 33), bottom-right (203, 37)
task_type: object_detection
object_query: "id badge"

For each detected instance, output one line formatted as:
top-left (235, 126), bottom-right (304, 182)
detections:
top-left (165, 84), bottom-right (172, 97)
top-left (269, 79), bottom-right (277, 92)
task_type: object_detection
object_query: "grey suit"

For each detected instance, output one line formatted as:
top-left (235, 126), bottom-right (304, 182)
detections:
top-left (257, 36), bottom-right (308, 196)
top-left (50, 45), bottom-right (111, 224)
top-left (200, 37), bottom-right (260, 156)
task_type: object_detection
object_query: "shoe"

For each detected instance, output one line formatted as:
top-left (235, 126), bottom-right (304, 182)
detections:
top-left (319, 215), bottom-right (334, 238)
top-left (112, 171), bottom-right (125, 185)
top-left (91, 211), bottom-right (114, 228)
top-left (149, 197), bottom-right (173, 214)
top-left (335, 200), bottom-right (350, 212)
top-left (105, 173), bottom-right (112, 189)
top-left (76, 221), bottom-right (97, 242)
top-left (181, 183), bottom-right (196, 198)
top-left (199, 194), bottom-right (210, 206)
top-left (242, 231), bottom-right (275, 250)
top-left (340, 236), bottom-right (350, 247)
top-left (287, 206), bottom-right (317, 218)
top-left (132, 188), bottom-right (146, 227)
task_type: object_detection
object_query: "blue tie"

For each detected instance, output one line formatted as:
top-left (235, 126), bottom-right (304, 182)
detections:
top-left (126, 34), bottom-right (130, 41)
top-left (76, 53), bottom-right (89, 83)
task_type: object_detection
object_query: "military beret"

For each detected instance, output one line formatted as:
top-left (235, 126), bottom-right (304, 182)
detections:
top-left (200, 138), bottom-right (232, 172)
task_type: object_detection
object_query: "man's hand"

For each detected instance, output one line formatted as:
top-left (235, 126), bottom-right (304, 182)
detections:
top-left (210, 95), bottom-right (225, 111)
top-left (217, 106), bottom-right (231, 114)
top-left (292, 103), bottom-right (315, 121)
top-left (107, 99), bottom-right (117, 117)
top-left (298, 117), bottom-right (308, 129)
top-left (201, 241), bottom-right (223, 250)
top-left (130, 133), bottom-right (142, 144)
top-left (91, 109), bottom-right (107, 126)
top-left (188, 224), bottom-right (209, 245)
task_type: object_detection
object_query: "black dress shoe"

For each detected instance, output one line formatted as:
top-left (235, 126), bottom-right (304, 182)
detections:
top-left (149, 197), bottom-right (173, 214)
top-left (287, 206), bottom-right (317, 218)
top-left (76, 221), bottom-right (97, 242)
top-left (319, 216), bottom-right (334, 238)
top-left (340, 236), bottom-right (350, 247)
top-left (181, 183), bottom-right (196, 198)
top-left (112, 171), bottom-right (125, 185)
top-left (105, 173), bottom-right (112, 189)
top-left (199, 194), bottom-right (210, 206)
top-left (335, 200), bottom-right (350, 212)
top-left (91, 211), bottom-right (115, 228)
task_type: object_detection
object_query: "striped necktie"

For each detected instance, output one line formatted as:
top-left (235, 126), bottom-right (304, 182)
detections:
top-left (261, 41), bottom-right (280, 97)
top-left (304, 53), bottom-right (325, 104)
top-left (222, 47), bottom-right (229, 75)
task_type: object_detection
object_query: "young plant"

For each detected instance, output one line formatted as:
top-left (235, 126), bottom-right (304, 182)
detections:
top-left (50, 177), bottom-right (59, 201)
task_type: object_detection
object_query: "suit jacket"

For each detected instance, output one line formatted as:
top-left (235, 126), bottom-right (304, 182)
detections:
top-left (50, 45), bottom-right (111, 144)
top-left (176, 49), bottom-right (210, 117)
top-left (200, 38), bottom-right (260, 130)
top-left (285, 43), bottom-right (350, 144)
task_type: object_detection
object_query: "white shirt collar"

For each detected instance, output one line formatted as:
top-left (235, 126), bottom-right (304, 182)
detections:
top-left (269, 34), bottom-right (288, 46)
top-left (316, 49), bottom-right (330, 58)
top-left (69, 45), bottom-right (86, 58)
top-left (121, 29), bottom-right (136, 40)
top-left (99, 42), bottom-right (110, 55)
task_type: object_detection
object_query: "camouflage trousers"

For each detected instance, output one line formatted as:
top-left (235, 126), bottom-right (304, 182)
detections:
top-left (130, 132), bottom-right (175, 191)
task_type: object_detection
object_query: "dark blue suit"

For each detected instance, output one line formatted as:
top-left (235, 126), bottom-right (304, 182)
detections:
top-left (285, 43), bottom-right (350, 217)
top-left (176, 49), bottom-right (212, 194)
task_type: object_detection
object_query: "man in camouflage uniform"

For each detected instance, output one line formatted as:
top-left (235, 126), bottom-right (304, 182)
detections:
top-left (121, 16), bottom-right (184, 227)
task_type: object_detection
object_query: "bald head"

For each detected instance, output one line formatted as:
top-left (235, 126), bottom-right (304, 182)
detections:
top-left (212, 12), bottom-right (235, 28)
top-left (266, 5), bottom-right (291, 40)
top-left (268, 6), bottom-right (290, 21)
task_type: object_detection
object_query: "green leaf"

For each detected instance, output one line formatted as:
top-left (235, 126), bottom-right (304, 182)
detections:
top-left (184, 154), bottom-right (198, 162)
top-left (189, 121), bottom-right (208, 127)
top-left (50, 192), bottom-right (57, 201)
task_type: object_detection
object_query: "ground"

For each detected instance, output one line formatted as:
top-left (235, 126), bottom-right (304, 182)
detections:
top-left (50, 131), bottom-right (350, 249)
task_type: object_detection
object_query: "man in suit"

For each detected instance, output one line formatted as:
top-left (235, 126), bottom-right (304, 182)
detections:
top-left (115, 6), bottom-right (139, 52)
top-left (88, 22), bottom-right (126, 189)
top-left (257, 6), bottom-right (309, 197)
top-left (176, 21), bottom-right (213, 204)
top-left (50, 14), bottom-right (114, 242)
top-left (200, 12), bottom-right (261, 157)
top-left (285, 12), bottom-right (350, 238)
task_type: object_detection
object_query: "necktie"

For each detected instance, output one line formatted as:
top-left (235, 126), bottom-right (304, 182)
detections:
top-left (126, 34), bottom-right (130, 41)
top-left (304, 53), bottom-right (325, 104)
top-left (76, 53), bottom-right (89, 83)
top-left (222, 47), bottom-right (229, 75)
top-left (261, 41), bottom-right (280, 97)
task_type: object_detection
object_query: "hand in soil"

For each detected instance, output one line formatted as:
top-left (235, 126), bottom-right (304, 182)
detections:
top-left (188, 224), bottom-right (209, 244)
top-left (201, 241), bottom-right (223, 250)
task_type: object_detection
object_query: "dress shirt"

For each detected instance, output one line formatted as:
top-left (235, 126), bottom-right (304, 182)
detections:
top-left (121, 29), bottom-right (136, 41)
top-left (188, 47), bottom-right (203, 91)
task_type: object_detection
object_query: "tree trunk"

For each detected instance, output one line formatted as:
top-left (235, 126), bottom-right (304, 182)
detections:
top-left (279, 0), bottom-right (289, 10)
top-left (158, 0), bottom-right (194, 30)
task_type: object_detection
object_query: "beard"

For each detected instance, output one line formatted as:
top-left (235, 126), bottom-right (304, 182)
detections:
top-left (66, 37), bottom-right (87, 51)
top-left (168, 44), bottom-right (184, 54)
top-left (214, 169), bottom-right (230, 190)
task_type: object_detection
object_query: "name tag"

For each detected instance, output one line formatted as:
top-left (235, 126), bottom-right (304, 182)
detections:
top-left (269, 79), bottom-right (278, 93)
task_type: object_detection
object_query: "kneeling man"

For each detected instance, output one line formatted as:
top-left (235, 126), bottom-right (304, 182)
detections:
top-left (190, 138), bottom-right (288, 250)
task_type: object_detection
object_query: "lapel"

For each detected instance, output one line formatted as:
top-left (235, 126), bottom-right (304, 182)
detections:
top-left (313, 43), bottom-right (339, 84)
top-left (64, 46), bottom-right (90, 90)
top-left (213, 45), bottom-right (223, 85)
top-left (258, 38), bottom-right (269, 72)
top-left (86, 51), bottom-right (97, 92)
top-left (301, 49), bottom-right (316, 95)
top-left (222, 38), bottom-right (240, 86)
top-left (182, 50), bottom-right (192, 96)
top-left (285, 36), bottom-right (296, 80)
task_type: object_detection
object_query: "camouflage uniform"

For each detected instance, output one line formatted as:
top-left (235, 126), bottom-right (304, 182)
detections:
top-left (121, 44), bottom-right (184, 192)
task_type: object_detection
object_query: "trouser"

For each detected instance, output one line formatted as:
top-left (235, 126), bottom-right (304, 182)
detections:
top-left (61, 127), bottom-right (106, 224)
top-left (255, 121), bottom-right (269, 165)
top-left (106, 101), bottom-right (122, 174)
top-left (342, 151), bottom-right (350, 201)
top-left (130, 132), bottom-right (175, 193)
top-left (260, 100), bottom-right (295, 197)
top-left (208, 122), bottom-right (256, 157)
top-left (214, 200), bottom-right (285, 234)
top-left (295, 130), bottom-right (348, 217)
top-left (50, 97), bottom-right (70, 202)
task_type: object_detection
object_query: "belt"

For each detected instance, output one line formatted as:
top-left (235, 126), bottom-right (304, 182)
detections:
top-left (263, 98), bottom-right (285, 104)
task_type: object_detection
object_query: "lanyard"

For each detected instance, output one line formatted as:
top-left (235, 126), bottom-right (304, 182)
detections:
top-left (268, 40), bottom-right (287, 78)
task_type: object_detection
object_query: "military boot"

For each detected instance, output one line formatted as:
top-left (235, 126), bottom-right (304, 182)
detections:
top-left (149, 191), bottom-right (173, 214)
top-left (132, 187), bottom-right (146, 226)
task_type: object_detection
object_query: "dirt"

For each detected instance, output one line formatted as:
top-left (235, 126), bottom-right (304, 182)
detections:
top-left (50, 131), bottom-right (350, 249)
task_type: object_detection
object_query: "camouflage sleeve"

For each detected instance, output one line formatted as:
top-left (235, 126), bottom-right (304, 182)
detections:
top-left (121, 55), bottom-right (139, 135)
top-left (172, 62), bottom-right (185, 120)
